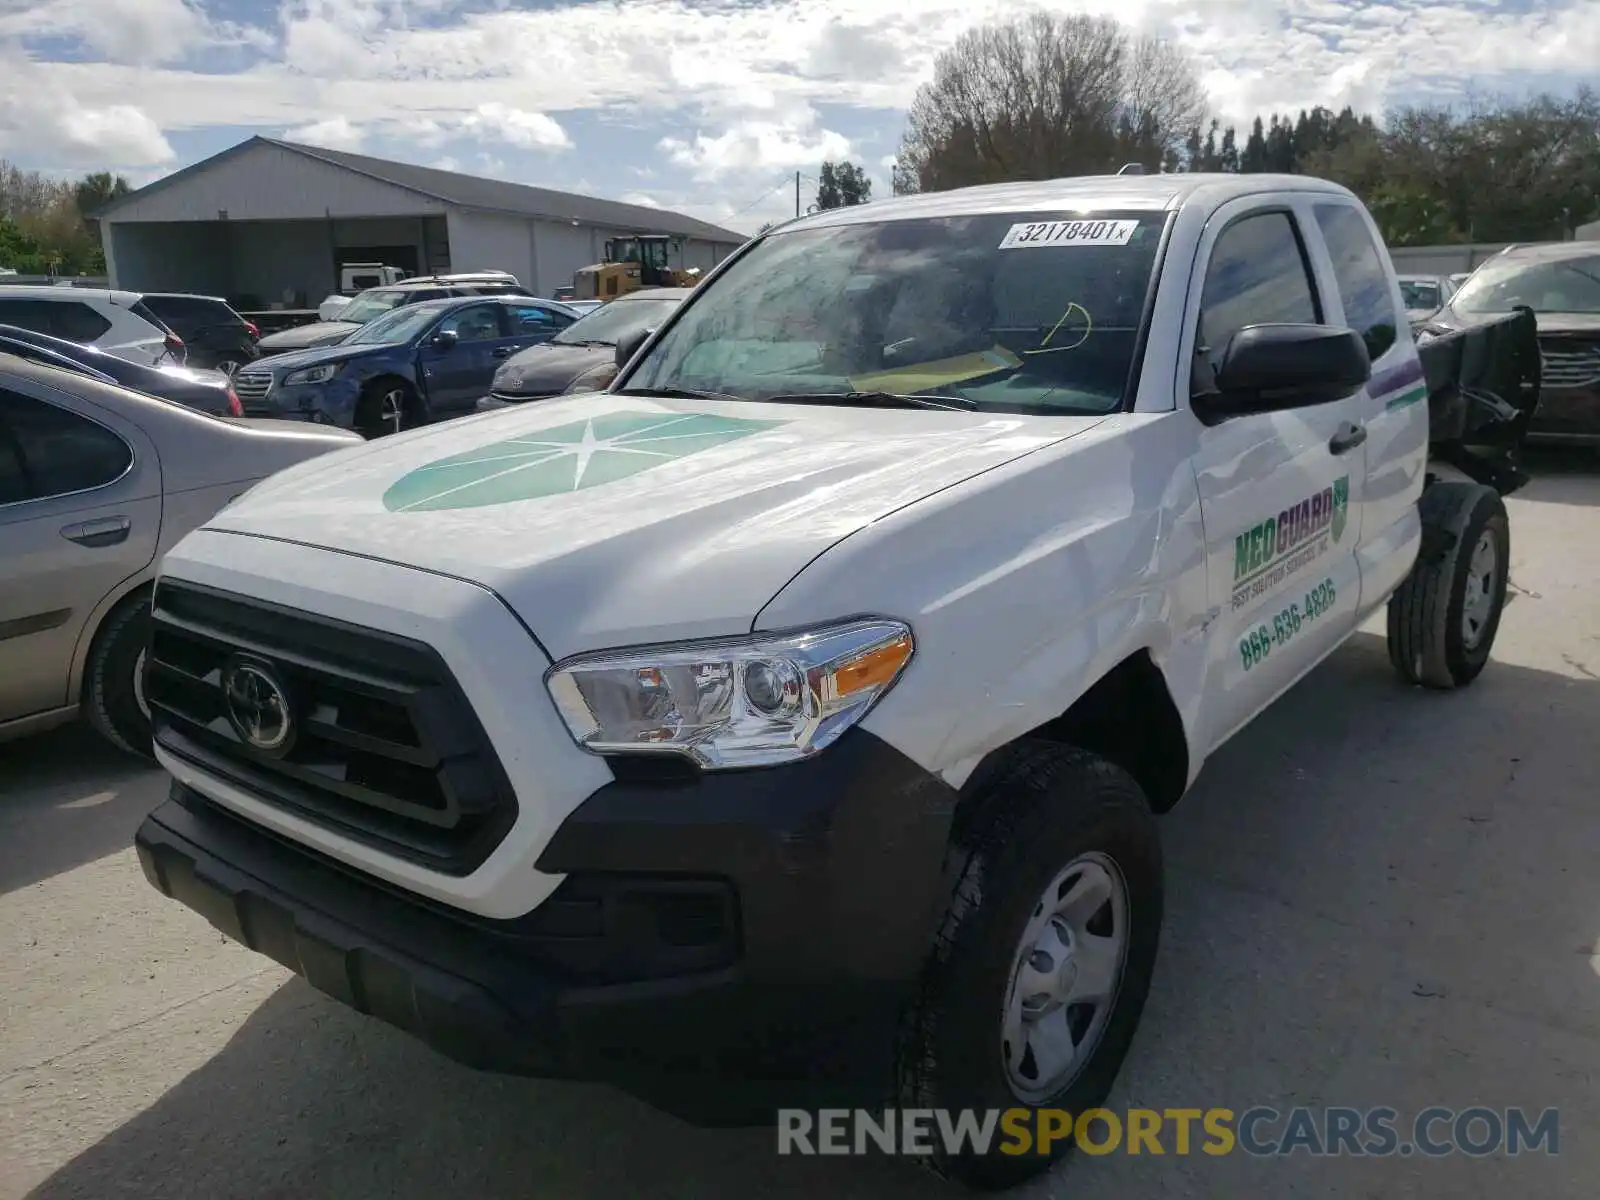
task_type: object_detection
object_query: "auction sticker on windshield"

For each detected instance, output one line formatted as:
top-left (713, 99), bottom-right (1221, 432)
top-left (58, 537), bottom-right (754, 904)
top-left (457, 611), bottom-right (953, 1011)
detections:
top-left (999, 219), bottom-right (1139, 249)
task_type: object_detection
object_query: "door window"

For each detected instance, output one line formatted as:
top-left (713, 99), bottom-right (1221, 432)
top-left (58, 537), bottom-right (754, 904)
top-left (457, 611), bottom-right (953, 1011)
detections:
top-left (1314, 204), bottom-right (1401, 360)
top-left (1195, 211), bottom-right (1321, 381)
top-left (50, 302), bottom-right (114, 342)
top-left (0, 389), bottom-right (133, 501)
top-left (0, 299), bottom-right (60, 337)
top-left (507, 304), bottom-right (569, 334)
top-left (440, 305), bottom-right (504, 342)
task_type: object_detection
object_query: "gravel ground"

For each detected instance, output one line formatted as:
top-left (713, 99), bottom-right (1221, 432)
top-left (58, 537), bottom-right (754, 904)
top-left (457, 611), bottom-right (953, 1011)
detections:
top-left (3, 454), bottom-right (1598, 1199)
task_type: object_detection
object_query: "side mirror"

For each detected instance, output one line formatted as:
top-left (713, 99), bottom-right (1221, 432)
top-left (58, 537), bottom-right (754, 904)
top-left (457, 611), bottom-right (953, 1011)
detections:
top-left (615, 327), bottom-right (654, 370)
top-left (1194, 324), bottom-right (1371, 422)
top-left (431, 328), bottom-right (458, 351)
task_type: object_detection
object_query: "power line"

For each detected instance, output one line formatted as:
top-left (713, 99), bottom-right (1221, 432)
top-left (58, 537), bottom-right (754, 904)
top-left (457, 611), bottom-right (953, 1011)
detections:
top-left (729, 172), bottom-right (800, 218)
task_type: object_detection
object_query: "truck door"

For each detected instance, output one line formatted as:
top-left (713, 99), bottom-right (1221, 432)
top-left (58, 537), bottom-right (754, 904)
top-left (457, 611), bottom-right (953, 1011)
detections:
top-left (1305, 200), bottom-right (1429, 619)
top-left (1184, 202), bottom-right (1369, 751)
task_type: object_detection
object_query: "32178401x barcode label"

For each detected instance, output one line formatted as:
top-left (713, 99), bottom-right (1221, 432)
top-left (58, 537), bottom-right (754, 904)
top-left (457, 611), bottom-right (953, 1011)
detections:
top-left (997, 219), bottom-right (1140, 249)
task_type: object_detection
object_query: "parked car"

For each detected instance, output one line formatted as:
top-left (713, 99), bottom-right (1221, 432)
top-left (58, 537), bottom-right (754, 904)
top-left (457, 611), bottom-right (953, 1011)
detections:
top-left (257, 273), bottom-right (535, 357)
top-left (232, 294), bottom-right (580, 436)
top-left (0, 324), bottom-right (243, 416)
top-left (0, 286), bottom-right (183, 366)
top-left (134, 173), bottom-right (1538, 1187)
top-left (0, 351), bottom-right (360, 757)
top-left (1418, 241), bottom-right (1600, 445)
top-left (478, 287), bottom-right (690, 410)
top-left (1398, 274), bottom-right (1456, 323)
top-left (135, 293), bottom-right (261, 376)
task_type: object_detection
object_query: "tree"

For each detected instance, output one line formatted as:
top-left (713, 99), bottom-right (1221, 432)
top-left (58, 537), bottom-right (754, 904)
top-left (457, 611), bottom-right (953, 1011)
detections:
top-left (894, 10), bottom-right (1206, 193)
top-left (0, 162), bottom-right (133, 274)
top-left (74, 172), bottom-right (132, 226)
top-left (814, 160), bottom-right (872, 209)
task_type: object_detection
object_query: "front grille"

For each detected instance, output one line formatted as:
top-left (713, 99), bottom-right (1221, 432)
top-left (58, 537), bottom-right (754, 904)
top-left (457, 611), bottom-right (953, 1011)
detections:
top-left (147, 580), bottom-right (518, 876)
top-left (1540, 340), bottom-right (1600, 390)
top-left (233, 371), bottom-right (275, 413)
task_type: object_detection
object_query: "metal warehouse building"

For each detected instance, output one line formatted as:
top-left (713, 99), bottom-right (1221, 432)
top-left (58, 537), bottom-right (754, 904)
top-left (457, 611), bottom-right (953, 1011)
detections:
top-left (95, 136), bottom-right (747, 307)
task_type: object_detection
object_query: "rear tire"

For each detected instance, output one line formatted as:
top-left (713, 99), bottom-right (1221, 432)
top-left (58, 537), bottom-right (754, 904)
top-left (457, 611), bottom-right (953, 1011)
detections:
top-left (1387, 481), bottom-right (1510, 689)
top-left (84, 592), bottom-right (155, 761)
top-left (899, 740), bottom-right (1162, 1189)
top-left (355, 379), bottom-right (416, 439)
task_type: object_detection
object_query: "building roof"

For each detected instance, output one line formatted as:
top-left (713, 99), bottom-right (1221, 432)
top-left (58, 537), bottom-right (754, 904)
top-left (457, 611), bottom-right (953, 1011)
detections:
top-left (94, 136), bottom-right (747, 245)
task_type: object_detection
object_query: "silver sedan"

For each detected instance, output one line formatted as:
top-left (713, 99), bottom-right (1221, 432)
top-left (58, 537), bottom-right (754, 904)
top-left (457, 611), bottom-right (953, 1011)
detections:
top-left (0, 352), bottom-right (362, 757)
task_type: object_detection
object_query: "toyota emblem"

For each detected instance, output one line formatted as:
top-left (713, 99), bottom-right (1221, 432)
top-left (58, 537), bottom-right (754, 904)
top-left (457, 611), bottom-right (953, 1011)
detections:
top-left (221, 656), bottom-right (295, 754)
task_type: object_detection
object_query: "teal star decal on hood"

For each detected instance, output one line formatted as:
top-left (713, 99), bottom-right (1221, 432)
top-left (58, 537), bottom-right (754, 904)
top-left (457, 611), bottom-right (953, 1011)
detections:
top-left (382, 410), bottom-right (784, 512)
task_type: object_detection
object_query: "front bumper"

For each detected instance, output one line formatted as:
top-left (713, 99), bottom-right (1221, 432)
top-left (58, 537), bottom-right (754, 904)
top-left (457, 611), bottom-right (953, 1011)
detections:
top-left (235, 377), bottom-right (362, 426)
top-left (136, 727), bottom-right (958, 1117)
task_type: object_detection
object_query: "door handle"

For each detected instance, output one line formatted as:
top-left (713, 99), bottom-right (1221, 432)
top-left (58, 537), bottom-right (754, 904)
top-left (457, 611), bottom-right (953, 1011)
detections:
top-left (61, 516), bottom-right (130, 548)
top-left (1328, 422), bottom-right (1367, 455)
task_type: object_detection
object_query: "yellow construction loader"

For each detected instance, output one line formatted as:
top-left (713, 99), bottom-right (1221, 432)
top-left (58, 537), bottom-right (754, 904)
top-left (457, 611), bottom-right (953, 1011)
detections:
top-left (572, 234), bottom-right (702, 301)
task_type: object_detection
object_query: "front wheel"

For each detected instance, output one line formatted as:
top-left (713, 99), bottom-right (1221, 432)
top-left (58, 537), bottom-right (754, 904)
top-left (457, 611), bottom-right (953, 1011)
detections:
top-left (1387, 481), bottom-right (1510, 689)
top-left (355, 380), bottom-right (416, 439)
top-left (899, 740), bottom-right (1163, 1189)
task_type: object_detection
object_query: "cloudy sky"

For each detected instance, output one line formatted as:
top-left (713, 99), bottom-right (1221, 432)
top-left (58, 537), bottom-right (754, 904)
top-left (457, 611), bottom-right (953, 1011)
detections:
top-left (0, 0), bottom-right (1593, 234)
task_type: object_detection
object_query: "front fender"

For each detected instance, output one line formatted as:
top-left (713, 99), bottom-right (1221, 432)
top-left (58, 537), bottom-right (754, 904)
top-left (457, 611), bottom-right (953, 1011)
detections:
top-left (754, 413), bottom-right (1211, 789)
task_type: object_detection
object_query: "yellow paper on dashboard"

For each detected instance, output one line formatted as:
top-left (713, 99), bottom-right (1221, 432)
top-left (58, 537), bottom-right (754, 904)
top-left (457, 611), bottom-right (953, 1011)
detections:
top-left (848, 346), bottom-right (1020, 394)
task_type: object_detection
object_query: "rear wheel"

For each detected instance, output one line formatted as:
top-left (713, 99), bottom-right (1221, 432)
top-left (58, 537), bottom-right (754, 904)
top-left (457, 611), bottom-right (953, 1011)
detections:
top-left (1387, 481), bottom-right (1510, 689)
top-left (84, 592), bottom-right (155, 761)
top-left (899, 740), bottom-right (1162, 1189)
top-left (356, 379), bottom-right (416, 439)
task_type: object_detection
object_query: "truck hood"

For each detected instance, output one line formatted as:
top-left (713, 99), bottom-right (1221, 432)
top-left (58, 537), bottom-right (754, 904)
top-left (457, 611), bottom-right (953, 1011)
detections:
top-left (203, 393), bottom-right (1102, 657)
top-left (257, 320), bottom-right (360, 351)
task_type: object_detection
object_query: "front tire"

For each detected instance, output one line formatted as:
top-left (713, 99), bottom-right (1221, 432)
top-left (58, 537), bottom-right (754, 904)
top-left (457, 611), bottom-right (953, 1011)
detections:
top-left (84, 593), bottom-right (155, 761)
top-left (899, 741), bottom-right (1163, 1189)
top-left (355, 379), bottom-right (417, 439)
top-left (1387, 481), bottom-right (1510, 689)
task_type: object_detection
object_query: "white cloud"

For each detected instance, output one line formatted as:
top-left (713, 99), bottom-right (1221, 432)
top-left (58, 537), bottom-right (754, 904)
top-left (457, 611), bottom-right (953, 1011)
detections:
top-left (284, 115), bottom-right (366, 151)
top-left (0, 0), bottom-right (266, 67)
top-left (661, 112), bottom-right (853, 181)
top-left (460, 102), bottom-right (572, 152)
top-left (0, 51), bottom-right (175, 168)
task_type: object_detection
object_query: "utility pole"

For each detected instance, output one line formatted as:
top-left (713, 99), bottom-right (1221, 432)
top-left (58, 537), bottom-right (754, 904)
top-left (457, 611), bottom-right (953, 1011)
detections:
top-left (795, 171), bottom-right (801, 219)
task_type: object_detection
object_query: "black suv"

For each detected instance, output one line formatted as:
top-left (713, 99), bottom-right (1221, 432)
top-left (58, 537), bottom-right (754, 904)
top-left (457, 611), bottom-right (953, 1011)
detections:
top-left (255, 274), bottom-right (533, 357)
top-left (136, 293), bottom-right (261, 376)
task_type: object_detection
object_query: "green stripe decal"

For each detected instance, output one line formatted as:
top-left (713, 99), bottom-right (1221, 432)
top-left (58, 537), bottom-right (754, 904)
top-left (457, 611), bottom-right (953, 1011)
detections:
top-left (1385, 385), bottom-right (1427, 411)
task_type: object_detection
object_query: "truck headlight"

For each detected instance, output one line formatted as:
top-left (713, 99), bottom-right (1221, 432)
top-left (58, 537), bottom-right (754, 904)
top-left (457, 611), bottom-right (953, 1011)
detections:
top-left (545, 618), bottom-right (914, 769)
top-left (284, 364), bottom-right (339, 385)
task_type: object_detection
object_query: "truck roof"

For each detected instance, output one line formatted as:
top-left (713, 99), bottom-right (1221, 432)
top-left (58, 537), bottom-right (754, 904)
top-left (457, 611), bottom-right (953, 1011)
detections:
top-left (789, 172), bottom-right (1357, 230)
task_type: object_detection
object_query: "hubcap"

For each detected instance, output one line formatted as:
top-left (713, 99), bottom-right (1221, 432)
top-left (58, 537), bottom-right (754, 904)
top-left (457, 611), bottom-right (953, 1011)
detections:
top-left (1001, 853), bottom-right (1131, 1103)
top-left (1461, 530), bottom-right (1498, 650)
top-left (381, 390), bottom-right (405, 435)
top-left (216, 360), bottom-right (241, 377)
top-left (133, 648), bottom-right (150, 721)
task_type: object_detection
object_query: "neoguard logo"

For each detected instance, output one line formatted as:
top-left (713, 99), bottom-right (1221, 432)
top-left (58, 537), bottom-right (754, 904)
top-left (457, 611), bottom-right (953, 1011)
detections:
top-left (1231, 475), bottom-right (1348, 608)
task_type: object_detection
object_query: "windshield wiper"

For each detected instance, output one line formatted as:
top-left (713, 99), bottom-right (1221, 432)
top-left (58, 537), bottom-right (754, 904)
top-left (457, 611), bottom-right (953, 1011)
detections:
top-left (761, 390), bottom-right (977, 412)
top-left (614, 385), bottom-right (745, 403)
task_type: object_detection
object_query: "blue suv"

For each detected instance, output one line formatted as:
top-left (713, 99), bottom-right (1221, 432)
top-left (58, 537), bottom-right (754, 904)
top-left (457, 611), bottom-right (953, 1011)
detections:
top-left (231, 295), bottom-right (580, 437)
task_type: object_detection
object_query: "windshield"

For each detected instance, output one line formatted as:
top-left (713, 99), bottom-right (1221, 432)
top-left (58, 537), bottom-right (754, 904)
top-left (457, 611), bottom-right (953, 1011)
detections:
top-left (339, 289), bottom-right (408, 324)
top-left (344, 303), bottom-right (446, 345)
top-left (624, 210), bottom-right (1168, 414)
top-left (1452, 255), bottom-right (1600, 315)
top-left (1399, 280), bottom-right (1441, 310)
top-left (552, 297), bottom-right (682, 346)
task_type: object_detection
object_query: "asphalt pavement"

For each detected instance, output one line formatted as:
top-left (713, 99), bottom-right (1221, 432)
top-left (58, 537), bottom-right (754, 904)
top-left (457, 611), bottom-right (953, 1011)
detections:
top-left (4, 454), bottom-right (1599, 1199)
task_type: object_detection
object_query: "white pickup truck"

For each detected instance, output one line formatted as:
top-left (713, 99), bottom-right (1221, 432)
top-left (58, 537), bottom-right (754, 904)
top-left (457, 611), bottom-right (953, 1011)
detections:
top-left (134, 173), bottom-right (1539, 1187)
